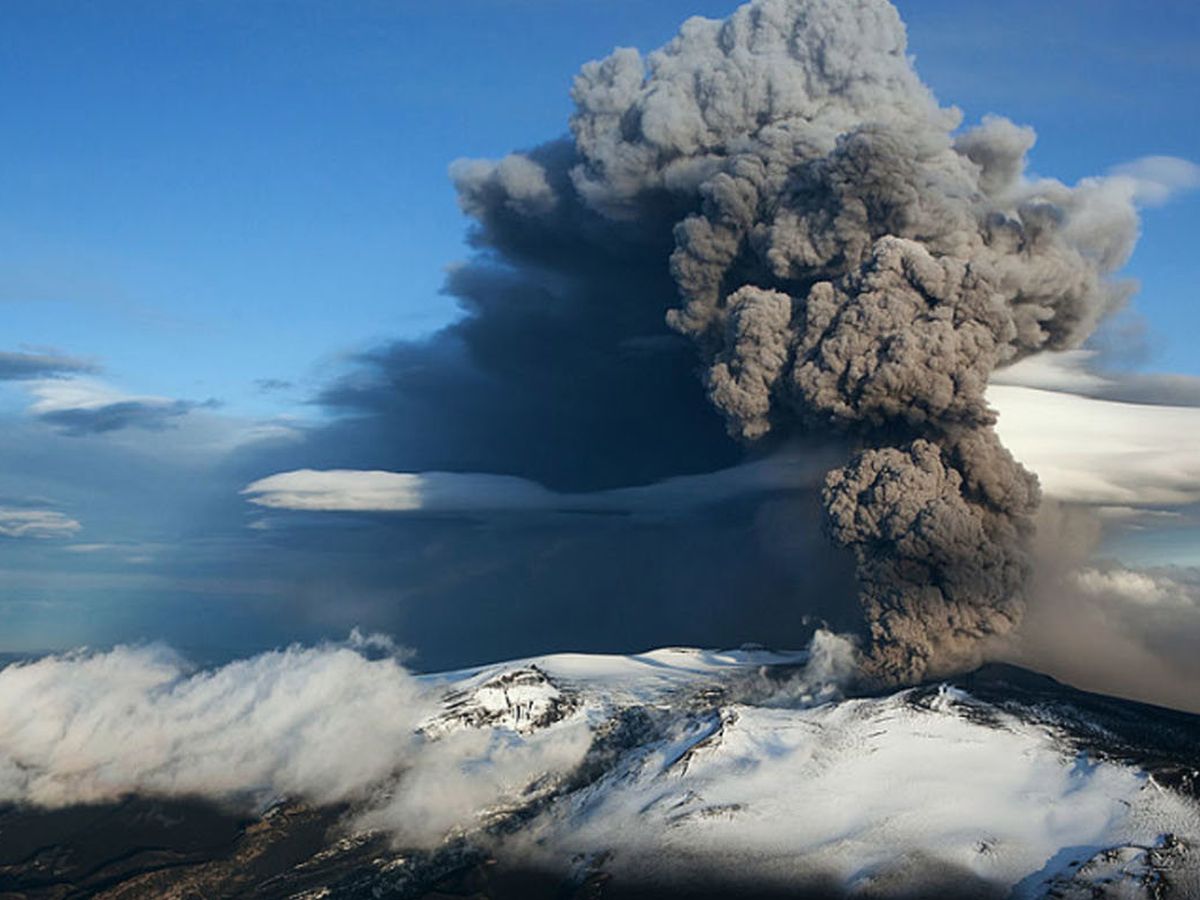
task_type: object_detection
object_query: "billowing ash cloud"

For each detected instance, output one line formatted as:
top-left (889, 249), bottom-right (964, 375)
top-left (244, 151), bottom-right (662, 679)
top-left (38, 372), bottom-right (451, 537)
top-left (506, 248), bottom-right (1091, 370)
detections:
top-left (450, 0), bottom-right (1141, 684)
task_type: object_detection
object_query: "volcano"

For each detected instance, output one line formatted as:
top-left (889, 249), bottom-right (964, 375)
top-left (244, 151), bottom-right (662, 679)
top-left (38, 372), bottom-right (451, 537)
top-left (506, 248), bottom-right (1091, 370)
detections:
top-left (2, 647), bottom-right (1198, 899)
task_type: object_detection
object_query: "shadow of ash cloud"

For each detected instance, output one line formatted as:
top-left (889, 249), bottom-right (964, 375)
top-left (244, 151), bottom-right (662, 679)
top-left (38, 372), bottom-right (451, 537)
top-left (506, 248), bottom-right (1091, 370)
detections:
top-left (309, 229), bottom-right (741, 493)
top-left (223, 493), bottom-right (860, 673)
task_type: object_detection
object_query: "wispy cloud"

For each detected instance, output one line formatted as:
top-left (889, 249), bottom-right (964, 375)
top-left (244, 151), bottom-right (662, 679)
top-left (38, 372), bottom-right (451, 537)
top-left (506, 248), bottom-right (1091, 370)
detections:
top-left (0, 508), bottom-right (81, 539)
top-left (1107, 155), bottom-right (1200, 207)
top-left (25, 378), bottom-right (215, 436)
top-left (39, 399), bottom-right (205, 435)
top-left (993, 350), bottom-right (1200, 407)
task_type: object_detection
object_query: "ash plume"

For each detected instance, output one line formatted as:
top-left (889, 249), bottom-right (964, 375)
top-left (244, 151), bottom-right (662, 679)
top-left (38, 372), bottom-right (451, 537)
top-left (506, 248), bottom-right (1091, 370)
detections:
top-left (452, 0), bottom-right (1140, 683)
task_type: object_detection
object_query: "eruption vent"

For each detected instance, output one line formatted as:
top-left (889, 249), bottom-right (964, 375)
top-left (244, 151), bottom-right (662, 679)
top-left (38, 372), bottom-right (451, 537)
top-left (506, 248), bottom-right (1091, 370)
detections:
top-left (452, 0), bottom-right (1139, 683)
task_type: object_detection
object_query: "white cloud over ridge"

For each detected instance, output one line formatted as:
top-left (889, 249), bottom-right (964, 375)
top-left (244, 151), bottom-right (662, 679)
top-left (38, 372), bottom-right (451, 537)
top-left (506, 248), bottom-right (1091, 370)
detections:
top-left (0, 635), bottom-right (623, 847)
top-left (0, 637), bottom-right (431, 809)
top-left (0, 635), bottom-right (854, 842)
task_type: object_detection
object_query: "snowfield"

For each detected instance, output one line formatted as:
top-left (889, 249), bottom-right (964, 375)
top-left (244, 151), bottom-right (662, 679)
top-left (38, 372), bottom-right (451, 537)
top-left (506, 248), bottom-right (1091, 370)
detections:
top-left (408, 643), bottom-right (1200, 898)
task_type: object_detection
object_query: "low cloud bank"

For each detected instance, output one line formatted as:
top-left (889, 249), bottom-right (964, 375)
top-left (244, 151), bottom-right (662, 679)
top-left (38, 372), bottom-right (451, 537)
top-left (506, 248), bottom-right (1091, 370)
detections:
top-left (976, 497), bottom-right (1200, 713)
top-left (0, 635), bottom-right (635, 849)
top-left (0, 635), bottom-right (431, 809)
top-left (0, 632), bottom-right (860, 847)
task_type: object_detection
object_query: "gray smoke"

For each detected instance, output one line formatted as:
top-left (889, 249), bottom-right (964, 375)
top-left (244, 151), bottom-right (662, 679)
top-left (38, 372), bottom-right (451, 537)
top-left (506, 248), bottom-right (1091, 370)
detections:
top-left (451, 0), bottom-right (1139, 683)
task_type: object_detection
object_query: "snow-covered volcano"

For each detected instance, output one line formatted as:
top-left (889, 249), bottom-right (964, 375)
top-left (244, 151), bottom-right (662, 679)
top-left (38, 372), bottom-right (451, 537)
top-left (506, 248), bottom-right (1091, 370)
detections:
top-left (2, 644), bottom-right (1199, 899)
top-left (401, 645), bottom-right (1200, 899)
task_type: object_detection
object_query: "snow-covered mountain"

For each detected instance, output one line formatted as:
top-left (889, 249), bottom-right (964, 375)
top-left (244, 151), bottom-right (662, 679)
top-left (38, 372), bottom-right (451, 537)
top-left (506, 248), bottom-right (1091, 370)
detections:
top-left (2, 645), bottom-right (1199, 898)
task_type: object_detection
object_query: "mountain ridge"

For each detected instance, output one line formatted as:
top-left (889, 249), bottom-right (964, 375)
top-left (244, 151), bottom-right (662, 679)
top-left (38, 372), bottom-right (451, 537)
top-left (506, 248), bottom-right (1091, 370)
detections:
top-left (2, 651), bottom-right (1198, 899)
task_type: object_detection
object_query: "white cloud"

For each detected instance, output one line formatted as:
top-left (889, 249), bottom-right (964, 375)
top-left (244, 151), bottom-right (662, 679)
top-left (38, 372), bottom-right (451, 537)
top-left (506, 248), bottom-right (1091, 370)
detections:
top-left (243, 353), bottom-right (1200, 519)
top-left (25, 377), bottom-right (170, 415)
top-left (0, 637), bottom-right (432, 809)
top-left (245, 381), bottom-right (1200, 520)
top-left (242, 469), bottom-right (555, 512)
top-left (241, 447), bottom-right (837, 516)
top-left (1008, 559), bottom-right (1200, 713)
top-left (994, 349), bottom-right (1200, 408)
top-left (0, 508), bottom-right (81, 539)
top-left (989, 350), bottom-right (1110, 394)
top-left (989, 383), bottom-right (1200, 508)
top-left (1108, 155), bottom-right (1200, 207)
top-left (1071, 566), bottom-right (1198, 608)
top-left (0, 636), bottom-right (615, 847)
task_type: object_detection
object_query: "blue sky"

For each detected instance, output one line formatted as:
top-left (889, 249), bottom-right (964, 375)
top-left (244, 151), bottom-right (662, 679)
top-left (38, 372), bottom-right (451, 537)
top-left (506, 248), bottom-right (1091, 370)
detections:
top-left (3, 0), bottom-right (1198, 418)
top-left (1, 0), bottom-right (1198, 665)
